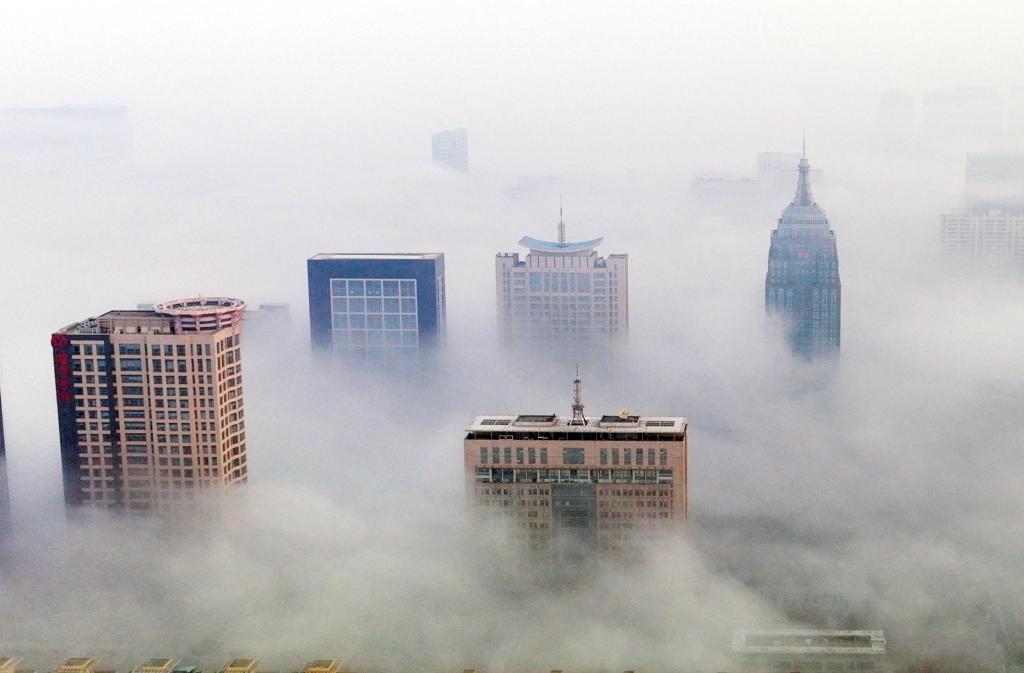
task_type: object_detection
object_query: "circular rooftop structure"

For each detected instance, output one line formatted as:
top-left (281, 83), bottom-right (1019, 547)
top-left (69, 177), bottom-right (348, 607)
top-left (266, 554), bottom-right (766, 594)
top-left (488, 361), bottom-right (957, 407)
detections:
top-left (153, 296), bottom-right (247, 333)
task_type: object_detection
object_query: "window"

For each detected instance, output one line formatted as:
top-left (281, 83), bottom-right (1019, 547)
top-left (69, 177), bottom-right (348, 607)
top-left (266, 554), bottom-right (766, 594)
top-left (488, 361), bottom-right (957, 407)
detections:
top-left (479, 447), bottom-right (487, 464)
top-left (516, 447), bottom-right (524, 464)
top-left (540, 447), bottom-right (548, 464)
top-left (659, 448), bottom-right (668, 466)
top-left (612, 448), bottom-right (620, 465)
top-left (491, 446), bottom-right (499, 463)
top-left (119, 358), bottom-right (142, 371)
top-left (600, 448), bottom-right (608, 465)
top-left (504, 447), bottom-right (512, 463)
top-left (528, 447), bottom-right (536, 464)
top-left (563, 447), bottom-right (585, 464)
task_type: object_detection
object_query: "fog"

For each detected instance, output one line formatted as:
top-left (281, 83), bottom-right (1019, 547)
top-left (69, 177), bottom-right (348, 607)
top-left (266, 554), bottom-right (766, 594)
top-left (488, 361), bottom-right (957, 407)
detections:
top-left (2, 1), bottom-right (1024, 671)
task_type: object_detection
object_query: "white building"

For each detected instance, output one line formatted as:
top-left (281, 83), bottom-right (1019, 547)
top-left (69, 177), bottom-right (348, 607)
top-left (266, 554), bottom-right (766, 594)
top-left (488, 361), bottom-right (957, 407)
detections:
top-left (496, 214), bottom-right (627, 347)
top-left (941, 209), bottom-right (1024, 275)
top-left (732, 629), bottom-right (888, 673)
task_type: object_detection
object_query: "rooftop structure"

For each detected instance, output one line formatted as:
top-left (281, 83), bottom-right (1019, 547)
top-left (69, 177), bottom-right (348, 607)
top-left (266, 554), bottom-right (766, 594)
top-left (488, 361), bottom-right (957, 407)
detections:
top-left (465, 374), bottom-right (687, 550)
top-left (496, 205), bottom-right (627, 348)
top-left (52, 659), bottom-right (104, 673)
top-left (733, 629), bottom-right (887, 673)
top-left (132, 661), bottom-right (177, 673)
top-left (309, 253), bottom-right (444, 261)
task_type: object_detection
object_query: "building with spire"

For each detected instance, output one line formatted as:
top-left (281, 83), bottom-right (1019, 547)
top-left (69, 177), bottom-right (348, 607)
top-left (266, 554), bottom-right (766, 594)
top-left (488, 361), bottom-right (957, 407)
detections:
top-left (495, 205), bottom-right (628, 349)
top-left (463, 373), bottom-right (687, 551)
top-left (765, 145), bottom-right (841, 358)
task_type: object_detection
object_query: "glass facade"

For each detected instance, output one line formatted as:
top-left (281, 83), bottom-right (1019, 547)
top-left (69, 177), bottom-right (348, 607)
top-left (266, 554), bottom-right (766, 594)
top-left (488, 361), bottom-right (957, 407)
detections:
top-left (329, 278), bottom-right (419, 361)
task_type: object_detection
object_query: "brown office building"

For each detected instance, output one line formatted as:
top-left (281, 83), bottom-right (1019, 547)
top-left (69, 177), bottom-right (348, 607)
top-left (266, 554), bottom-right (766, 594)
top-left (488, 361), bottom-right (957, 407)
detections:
top-left (51, 297), bottom-right (248, 512)
top-left (464, 374), bottom-right (688, 549)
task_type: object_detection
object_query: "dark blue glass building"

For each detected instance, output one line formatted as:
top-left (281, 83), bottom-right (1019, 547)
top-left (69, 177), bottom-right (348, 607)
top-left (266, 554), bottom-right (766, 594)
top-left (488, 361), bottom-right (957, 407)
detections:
top-left (307, 254), bottom-right (446, 362)
top-left (765, 151), bottom-right (841, 358)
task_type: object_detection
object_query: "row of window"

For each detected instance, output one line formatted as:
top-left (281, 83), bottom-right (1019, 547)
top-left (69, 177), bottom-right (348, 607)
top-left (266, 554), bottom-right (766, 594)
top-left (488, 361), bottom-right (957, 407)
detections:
top-left (474, 467), bottom-right (674, 485)
top-left (478, 446), bottom-right (669, 466)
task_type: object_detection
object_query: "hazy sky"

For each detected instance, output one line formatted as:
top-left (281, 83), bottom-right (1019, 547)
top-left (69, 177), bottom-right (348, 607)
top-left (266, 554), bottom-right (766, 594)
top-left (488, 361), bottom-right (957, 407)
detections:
top-left (2, 2), bottom-right (1024, 671)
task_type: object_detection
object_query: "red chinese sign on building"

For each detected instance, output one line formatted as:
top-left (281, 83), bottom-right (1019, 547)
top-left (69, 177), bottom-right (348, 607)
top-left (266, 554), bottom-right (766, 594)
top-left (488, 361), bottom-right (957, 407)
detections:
top-left (51, 333), bottom-right (74, 403)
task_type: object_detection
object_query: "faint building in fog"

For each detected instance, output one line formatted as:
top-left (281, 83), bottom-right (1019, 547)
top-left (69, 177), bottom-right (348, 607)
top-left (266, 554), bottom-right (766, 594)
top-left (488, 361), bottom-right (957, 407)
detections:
top-left (880, 89), bottom-right (915, 152)
top-left (965, 153), bottom-right (1024, 213)
top-left (496, 209), bottom-right (627, 349)
top-left (921, 86), bottom-right (1004, 140)
top-left (690, 173), bottom-right (760, 209)
top-left (307, 253), bottom-right (446, 364)
top-left (941, 154), bottom-right (1024, 275)
top-left (765, 149), bottom-right (841, 358)
top-left (1009, 87), bottom-right (1024, 139)
top-left (464, 373), bottom-right (687, 551)
top-left (0, 380), bottom-right (9, 532)
top-left (941, 209), bottom-right (1024, 275)
top-left (431, 127), bottom-right (468, 171)
top-left (51, 297), bottom-right (249, 512)
top-left (243, 302), bottom-right (291, 339)
top-left (732, 630), bottom-right (887, 673)
top-left (0, 105), bottom-right (132, 164)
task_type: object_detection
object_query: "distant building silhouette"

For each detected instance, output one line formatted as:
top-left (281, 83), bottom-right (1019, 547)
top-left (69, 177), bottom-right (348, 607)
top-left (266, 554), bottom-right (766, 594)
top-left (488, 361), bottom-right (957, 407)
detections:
top-left (732, 630), bottom-right (887, 673)
top-left (880, 89), bottom-right (915, 152)
top-left (0, 105), bottom-right (132, 164)
top-left (765, 147), bottom-right (841, 358)
top-left (431, 127), bottom-right (468, 171)
top-left (941, 154), bottom-right (1024, 275)
top-left (0, 378), bottom-right (9, 532)
top-left (496, 206), bottom-right (627, 349)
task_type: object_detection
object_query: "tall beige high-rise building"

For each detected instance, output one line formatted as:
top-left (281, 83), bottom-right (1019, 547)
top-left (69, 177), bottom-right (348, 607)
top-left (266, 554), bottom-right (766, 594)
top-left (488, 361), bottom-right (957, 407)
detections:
top-left (496, 209), bottom-right (628, 347)
top-left (464, 373), bottom-right (687, 550)
top-left (51, 297), bottom-right (249, 512)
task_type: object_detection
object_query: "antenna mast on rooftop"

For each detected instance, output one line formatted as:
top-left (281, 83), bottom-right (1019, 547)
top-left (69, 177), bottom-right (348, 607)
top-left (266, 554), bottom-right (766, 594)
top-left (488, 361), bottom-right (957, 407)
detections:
top-left (557, 196), bottom-right (566, 246)
top-left (569, 363), bottom-right (587, 425)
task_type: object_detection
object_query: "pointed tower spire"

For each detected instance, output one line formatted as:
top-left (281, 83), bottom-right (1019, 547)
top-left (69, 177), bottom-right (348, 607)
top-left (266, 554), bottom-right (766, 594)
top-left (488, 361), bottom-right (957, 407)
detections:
top-left (569, 364), bottom-right (587, 425)
top-left (557, 196), bottom-right (566, 246)
top-left (793, 136), bottom-right (814, 207)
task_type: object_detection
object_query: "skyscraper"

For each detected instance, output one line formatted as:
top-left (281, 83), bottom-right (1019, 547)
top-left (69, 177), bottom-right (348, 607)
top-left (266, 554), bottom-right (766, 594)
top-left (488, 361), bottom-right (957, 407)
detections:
top-left (431, 127), bottom-right (468, 171)
top-left (51, 297), bottom-right (249, 512)
top-left (496, 209), bottom-right (628, 348)
top-left (765, 148), bottom-right (841, 358)
top-left (307, 253), bottom-right (446, 363)
top-left (464, 373), bottom-right (687, 551)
